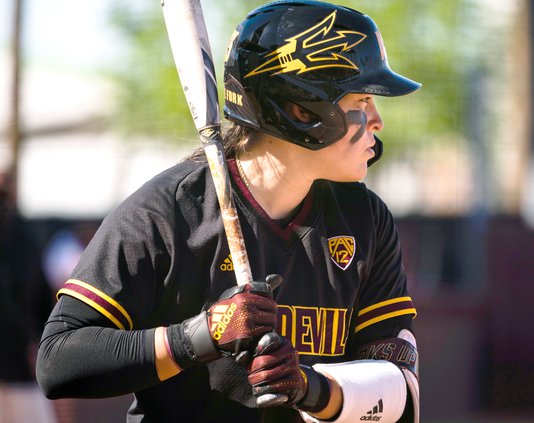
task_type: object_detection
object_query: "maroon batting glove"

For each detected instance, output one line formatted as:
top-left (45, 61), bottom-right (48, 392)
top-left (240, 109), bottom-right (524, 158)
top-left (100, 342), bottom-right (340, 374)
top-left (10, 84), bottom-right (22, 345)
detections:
top-left (166, 275), bottom-right (281, 369)
top-left (248, 332), bottom-right (331, 412)
top-left (207, 280), bottom-right (279, 354)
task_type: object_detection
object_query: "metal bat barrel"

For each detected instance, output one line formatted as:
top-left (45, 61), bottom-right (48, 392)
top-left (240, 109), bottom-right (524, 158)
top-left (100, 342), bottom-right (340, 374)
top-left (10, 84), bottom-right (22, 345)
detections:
top-left (161, 0), bottom-right (220, 130)
top-left (161, 0), bottom-right (288, 408)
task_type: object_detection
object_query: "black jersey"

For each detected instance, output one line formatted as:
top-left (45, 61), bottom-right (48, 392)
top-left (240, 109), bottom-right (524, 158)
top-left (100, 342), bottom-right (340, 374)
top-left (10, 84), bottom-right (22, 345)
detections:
top-left (54, 159), bottom-right (416, 422)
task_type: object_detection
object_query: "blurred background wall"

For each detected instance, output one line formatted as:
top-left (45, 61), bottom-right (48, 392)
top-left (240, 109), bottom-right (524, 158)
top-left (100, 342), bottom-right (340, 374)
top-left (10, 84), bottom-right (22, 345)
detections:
top-left (1, 0), bottom-right (533, 422)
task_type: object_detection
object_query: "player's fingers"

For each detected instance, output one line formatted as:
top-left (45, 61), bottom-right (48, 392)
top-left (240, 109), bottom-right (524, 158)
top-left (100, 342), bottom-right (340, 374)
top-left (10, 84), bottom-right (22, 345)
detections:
top-left (265, 274), bottom-right (283, 291)
top-left (250, 312), bottom-right (277, 328)
top-left (248, 358), bottom-right (297, 387)
top-left (237, 302), bottom-right (277, 328)
top-left (246, 281), bottom-right (274, 298)
top-left (247, 275), bottom-right (283, 297)
top-left (236, 292), bottom-right (277, 312)
top-left (248, 302), bottom-right (278, 317)
top-left (249, 342), bottom-right (297, 374)
top-left (238, 297), bottom-right (277, 326)
top-left (253, 380), bottom-right (298, 397)
top-left (254, 332), bottom-right (284, 356)
top-left (256, 393), bottom-right (289, 408)
top-left (235, 349), bottom-right (253, 366)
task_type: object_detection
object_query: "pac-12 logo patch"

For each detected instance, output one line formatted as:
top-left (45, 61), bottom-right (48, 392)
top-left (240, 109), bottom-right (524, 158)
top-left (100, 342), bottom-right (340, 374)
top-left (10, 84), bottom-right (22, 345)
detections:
top-left (328, 236), bottom-right (355, 270)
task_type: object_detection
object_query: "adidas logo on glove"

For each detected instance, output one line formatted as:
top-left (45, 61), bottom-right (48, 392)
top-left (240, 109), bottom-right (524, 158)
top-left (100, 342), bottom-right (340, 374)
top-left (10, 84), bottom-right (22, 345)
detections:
top-left (210, 303), bottom-right (237, 340)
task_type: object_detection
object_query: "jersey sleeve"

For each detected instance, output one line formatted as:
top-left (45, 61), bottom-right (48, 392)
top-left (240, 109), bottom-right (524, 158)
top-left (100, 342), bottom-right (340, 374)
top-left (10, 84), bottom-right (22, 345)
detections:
top-left (37, 295), bottom-right (158, 399)
top-left (353, 190), bottom-right (416, 343)
top-left (57, 171), bottom-right (178, 330)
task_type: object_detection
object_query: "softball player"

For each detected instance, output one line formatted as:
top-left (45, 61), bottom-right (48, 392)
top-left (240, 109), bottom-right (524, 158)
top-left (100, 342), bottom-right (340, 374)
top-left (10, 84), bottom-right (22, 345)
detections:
top-left (37, 2), bottom-right (421, 422)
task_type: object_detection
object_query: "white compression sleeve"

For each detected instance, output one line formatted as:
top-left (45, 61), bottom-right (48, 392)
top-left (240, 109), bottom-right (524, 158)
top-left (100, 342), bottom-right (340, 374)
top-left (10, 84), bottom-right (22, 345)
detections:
top-left (299, 360), bottom-right (407, 423)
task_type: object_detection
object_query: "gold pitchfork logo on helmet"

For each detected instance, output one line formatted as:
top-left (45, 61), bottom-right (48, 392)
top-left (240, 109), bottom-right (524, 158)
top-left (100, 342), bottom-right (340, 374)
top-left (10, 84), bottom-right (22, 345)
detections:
top-left (245, 10), bottom-right (367, 78)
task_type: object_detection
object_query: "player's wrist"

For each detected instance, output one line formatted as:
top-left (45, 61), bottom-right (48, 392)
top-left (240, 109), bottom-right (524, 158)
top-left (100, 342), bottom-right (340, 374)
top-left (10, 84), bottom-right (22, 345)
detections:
top-left (166, 312), bottom-right (220, 369)
top-left (154, 327), bottom-right (181, 380)
top-left (296, 365), bottom-right (331, 413)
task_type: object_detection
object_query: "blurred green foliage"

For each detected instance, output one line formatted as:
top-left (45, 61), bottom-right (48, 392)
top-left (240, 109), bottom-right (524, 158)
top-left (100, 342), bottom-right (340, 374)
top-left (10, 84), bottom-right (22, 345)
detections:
top-left (107, 3), bottom-right (193, 142)
top-left (107, 0), bottom-right (489, 155)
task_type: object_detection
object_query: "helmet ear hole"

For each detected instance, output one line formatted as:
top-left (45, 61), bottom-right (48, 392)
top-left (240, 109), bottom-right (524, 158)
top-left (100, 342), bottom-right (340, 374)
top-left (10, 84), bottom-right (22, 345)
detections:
top-left (285, 102), bottom-right (320, 125)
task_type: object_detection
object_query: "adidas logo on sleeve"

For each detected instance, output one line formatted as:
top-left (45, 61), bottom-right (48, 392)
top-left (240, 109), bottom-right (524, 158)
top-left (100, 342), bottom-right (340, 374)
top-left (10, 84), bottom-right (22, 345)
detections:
top-left (360, 399), bottom-right (383, 421)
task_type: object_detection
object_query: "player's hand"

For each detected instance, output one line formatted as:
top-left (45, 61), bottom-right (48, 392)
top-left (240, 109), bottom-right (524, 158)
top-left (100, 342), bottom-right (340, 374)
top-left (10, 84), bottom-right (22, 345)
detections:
top-left (207, 276), bottom-right (280, 354)
top-left (248, 332), bottom-right (331, 412)
top-left (166, 274), bottom-right (281, 369)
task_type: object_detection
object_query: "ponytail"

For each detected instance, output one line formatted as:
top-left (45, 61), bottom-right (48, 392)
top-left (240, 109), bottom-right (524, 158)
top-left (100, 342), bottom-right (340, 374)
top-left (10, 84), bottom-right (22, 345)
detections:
top-left (182, 124), bottom-right (256, 162)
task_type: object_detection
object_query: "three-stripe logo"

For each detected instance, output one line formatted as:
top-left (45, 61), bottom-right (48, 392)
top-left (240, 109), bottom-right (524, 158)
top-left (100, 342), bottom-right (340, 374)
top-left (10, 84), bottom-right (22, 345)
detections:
top-left (360, 398), bottom-right (383, 421)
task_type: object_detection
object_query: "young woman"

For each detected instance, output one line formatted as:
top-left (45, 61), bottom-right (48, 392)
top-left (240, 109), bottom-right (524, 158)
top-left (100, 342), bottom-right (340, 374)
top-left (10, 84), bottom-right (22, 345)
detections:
top-left (37, 2), bottom-right (421, 422)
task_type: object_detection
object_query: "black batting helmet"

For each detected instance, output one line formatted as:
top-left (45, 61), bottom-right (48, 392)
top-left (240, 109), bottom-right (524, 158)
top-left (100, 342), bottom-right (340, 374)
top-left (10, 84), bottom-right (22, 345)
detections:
top-left (223, 0), bottom-right (421, 150)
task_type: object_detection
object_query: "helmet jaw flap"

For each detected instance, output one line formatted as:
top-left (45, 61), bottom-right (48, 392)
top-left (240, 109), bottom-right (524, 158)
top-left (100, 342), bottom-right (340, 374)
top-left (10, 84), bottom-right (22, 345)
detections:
top-left (223, 1), bottom-right (421, 150)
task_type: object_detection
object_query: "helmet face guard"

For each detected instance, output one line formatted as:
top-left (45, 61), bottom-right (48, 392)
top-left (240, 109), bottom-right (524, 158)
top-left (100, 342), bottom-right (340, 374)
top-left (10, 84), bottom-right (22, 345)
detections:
top-left (223, 0), bottom-right (421, 151)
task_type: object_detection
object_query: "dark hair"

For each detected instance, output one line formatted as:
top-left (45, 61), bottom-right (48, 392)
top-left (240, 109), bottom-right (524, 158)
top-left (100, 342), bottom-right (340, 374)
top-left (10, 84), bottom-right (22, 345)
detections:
top-left (182, 124), bottom-right (256, 163)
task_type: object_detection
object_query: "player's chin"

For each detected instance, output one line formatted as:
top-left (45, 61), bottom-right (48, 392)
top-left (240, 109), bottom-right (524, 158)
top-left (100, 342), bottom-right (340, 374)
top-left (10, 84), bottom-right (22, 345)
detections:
top-left (354, 161), bottom-right (370, 181)
top-left (335, 165), bottom-right (368, 183)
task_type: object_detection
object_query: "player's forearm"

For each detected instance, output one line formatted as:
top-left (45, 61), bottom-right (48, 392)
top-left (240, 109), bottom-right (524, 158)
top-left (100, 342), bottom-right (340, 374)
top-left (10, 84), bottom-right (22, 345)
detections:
top-left (308, 373), bottom-right (342, 420)
top-left (37, 323), bottom-right (159, 399)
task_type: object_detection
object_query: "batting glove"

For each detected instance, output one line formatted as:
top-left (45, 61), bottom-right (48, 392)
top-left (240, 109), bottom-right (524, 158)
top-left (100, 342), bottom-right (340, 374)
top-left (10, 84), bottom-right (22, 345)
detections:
top-left (166, 274), bottom-right (281, 369)
top-left (248, 332), bottom-right (331, 412)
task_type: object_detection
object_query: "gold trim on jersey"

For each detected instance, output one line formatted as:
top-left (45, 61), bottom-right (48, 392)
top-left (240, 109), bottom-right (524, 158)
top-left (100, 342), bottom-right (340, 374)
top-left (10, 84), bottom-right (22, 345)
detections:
top-left (355, 296), bottom-right (416, 333)
top-left (57, 279), bottom-right (133, 330)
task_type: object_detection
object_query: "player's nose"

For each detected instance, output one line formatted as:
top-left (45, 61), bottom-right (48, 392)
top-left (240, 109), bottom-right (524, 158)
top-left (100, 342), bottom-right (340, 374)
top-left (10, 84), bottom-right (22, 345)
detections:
top-left (367, 102), bottom-right (384, 132)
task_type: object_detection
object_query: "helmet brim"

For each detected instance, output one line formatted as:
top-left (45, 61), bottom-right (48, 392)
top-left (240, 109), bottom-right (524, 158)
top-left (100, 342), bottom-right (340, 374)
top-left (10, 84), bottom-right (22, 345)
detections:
top-left (344, 68), bottom-right (422, 97)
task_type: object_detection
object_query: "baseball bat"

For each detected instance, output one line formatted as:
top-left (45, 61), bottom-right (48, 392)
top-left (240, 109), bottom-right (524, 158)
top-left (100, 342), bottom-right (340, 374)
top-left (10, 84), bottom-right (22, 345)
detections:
top-left (160, 0), bottom-right (251, 287)
top-left (160, 0), bottom-right (288, 408)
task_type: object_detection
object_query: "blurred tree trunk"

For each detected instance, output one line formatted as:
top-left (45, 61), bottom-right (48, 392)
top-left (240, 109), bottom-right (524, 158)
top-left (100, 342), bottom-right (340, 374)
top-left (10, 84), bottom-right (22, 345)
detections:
top-left (8, 0), bottom-right (23, 201)
top-left (520, 0), bottom-right (534, 225)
